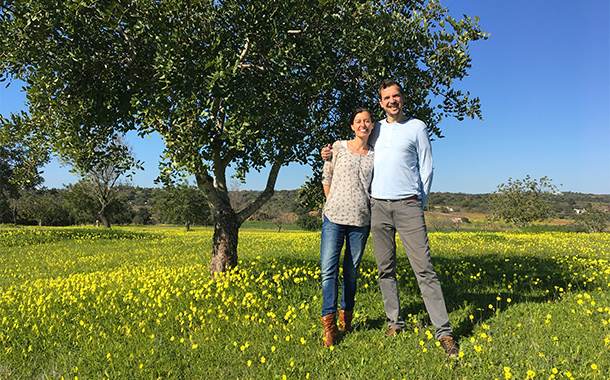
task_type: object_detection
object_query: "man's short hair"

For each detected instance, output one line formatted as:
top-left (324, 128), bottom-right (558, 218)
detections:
top-left (379, 79), bottom-right (404, 98)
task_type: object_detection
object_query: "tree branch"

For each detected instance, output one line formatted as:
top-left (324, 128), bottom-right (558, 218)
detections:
top-left (236, 148), bottom-right (287, 225)
top-left (238, 36), bottom-right (250, 62)
top-left (211, 97), bottom-right (225, 136)
top-left (195, 171), bottom-right (227, 216)
top-left (235, 36), bottom-right (265, 71)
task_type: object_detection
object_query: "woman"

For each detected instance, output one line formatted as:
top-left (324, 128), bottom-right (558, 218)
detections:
top-left (320, 107), bottom-right (375, 346)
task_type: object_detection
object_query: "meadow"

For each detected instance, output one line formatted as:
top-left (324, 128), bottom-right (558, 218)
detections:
top-left (0, 226), bottom-right (609, 379)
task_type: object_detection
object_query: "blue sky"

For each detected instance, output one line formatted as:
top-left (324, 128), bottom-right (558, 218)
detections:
top-left (1, 0), bottom-right (608, 194)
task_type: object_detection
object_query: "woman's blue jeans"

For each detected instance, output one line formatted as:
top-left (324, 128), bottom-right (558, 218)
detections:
top-left (320, 216), bottom-right (370, 317)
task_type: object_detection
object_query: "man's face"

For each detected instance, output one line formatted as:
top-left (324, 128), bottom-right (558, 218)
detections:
top-left (379, 84), bottom-right (404, 118)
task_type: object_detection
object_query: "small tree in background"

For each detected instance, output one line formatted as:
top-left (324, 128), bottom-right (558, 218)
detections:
top-left (573, 208), bottom-right (610, 233)
top-left (153, 184), bottom-right (211, 231)
top-left (271, 212), bottom-right (297, 233)
top-left (132, 207), bottom-right (152, 225)
top-left (296, 213), bottom-right (323, 232)
top-left (297, 169), bottom-right (326, 215)
top-left (488, 176), bottom-right (559, 228)
top-left (295, 169), bottom-right (326, 232)
top-left (19, 189), bottom-right (72, 226)
top-left (62, 182), bottom-right (100, 225)
top-left (63, 180), bottom-right (135, 226)
top-left (66, 137), bottom-right (140, 228)
top-left (0, 142), bottom-right (46, 223)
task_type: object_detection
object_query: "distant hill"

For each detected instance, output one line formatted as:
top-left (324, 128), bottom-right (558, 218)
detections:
top-left (425, 191), bottom-right (609, 219)
top-left (18, 186), bottom-right (605, 226)
top-left (116, 186), bottom-right (608, 220)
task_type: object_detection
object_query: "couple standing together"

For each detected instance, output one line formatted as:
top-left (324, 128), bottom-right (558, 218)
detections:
top-left (319, 79), bottom-right (459, 357)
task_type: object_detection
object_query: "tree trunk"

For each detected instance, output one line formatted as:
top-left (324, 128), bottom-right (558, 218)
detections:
top-left (209, 210), bottom-right (239, 278)
top-left (196, 149), bottom-right (286, 279)
top-left (10, 199), bottom-right (18, 225)
top-left (99, 207), bottom-right (111, 228)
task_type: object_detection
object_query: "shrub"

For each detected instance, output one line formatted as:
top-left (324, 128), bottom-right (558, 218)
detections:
top-left (296, 213), bottom-right (322, 231)
top-left (572, 208), bottom-right (610, 233)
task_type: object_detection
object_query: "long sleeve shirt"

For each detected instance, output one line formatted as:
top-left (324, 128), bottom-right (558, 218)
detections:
top-left (321, 140), bottom-right (374, 226)
top-left (368, 118), bottom-right (433, 207)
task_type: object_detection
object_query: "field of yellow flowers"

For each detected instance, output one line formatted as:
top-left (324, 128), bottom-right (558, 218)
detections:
top-left (0, 226), bottom-right (608, 379)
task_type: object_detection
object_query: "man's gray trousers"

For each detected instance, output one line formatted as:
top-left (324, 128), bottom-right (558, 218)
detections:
top-left (370, 197), bottom-right (453, 340)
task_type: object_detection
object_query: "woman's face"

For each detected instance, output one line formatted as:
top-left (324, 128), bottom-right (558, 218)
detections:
top-left (351, 111), bottom-right (374, 138)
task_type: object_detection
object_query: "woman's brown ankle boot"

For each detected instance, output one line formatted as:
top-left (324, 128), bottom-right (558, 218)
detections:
top-left (321, 313), bottom-right (340, 346)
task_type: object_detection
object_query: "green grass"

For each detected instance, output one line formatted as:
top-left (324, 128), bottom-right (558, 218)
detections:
top-left (0, 226), bottom-right (608, 379)
top-left (240, 220), bottom-right (301, 231)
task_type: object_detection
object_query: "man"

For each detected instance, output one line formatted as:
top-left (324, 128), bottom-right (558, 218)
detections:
top-left (322, 80), bottom-right (459, 357)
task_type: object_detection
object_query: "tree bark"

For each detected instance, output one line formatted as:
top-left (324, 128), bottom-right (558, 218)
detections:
top-left (98, 206), bottom-right (111, 228)
top-left (209, 210), bottom-right (239, 278)
top-left (196, 149), bottom-right (287, 279)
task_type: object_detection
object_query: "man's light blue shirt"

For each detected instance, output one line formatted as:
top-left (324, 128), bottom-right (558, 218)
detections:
top-left (368, 118), bottom-right (433, 207)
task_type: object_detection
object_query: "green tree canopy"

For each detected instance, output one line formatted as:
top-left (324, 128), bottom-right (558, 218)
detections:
top-left (19, 189), bottom-right (72, 226)
top-left (62, 180), bottom-right (135, 226)
top-left (488, 176), bottom-right (559, 228)
top-left (62, 182), bottom-right (100, 225)
top-left (67, 137), bottom-right (140, 228)
top-left (573, 208), bottom-right (610, 233)
top-left (0, 0), bottom-right (487, 276)
top-left (153, 184), bottom-right (211, 230)
top-left (0, 138), bottom-right (47, 223)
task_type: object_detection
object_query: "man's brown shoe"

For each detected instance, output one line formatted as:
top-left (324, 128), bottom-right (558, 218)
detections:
top-left (439, 335), bottom-right (459, 358)
top-left (385, 327), bottom-right (402, 337)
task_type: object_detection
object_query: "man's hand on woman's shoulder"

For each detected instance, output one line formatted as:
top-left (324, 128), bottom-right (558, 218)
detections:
top-left (321, 144), bottom-right (333, 160)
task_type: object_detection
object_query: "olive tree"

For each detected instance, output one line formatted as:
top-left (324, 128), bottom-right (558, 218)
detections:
top-left (488, 176), bottom-right (559, 228)
top-left (70, 138), bottom-right (139, 228)
top-left (19, 189), bottom-right (72, 226)
top-left (0, 0), bottom-right (487, 276)
top-left (63, 179), bottom-right (135, 227)
top-left (153, 184), bottom-right (211, 230)
top-left (0, 130), bottom-right (47, 223)
top-left (573, 208), bottom-right (610, 233)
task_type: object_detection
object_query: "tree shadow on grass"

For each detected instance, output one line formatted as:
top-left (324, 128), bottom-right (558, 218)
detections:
top-left (423, 253), bottom-right (600, 340)
top-left (240, 249), bottom-right (602, 342)
top-left (353, 316), bottom-right (388, 332)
